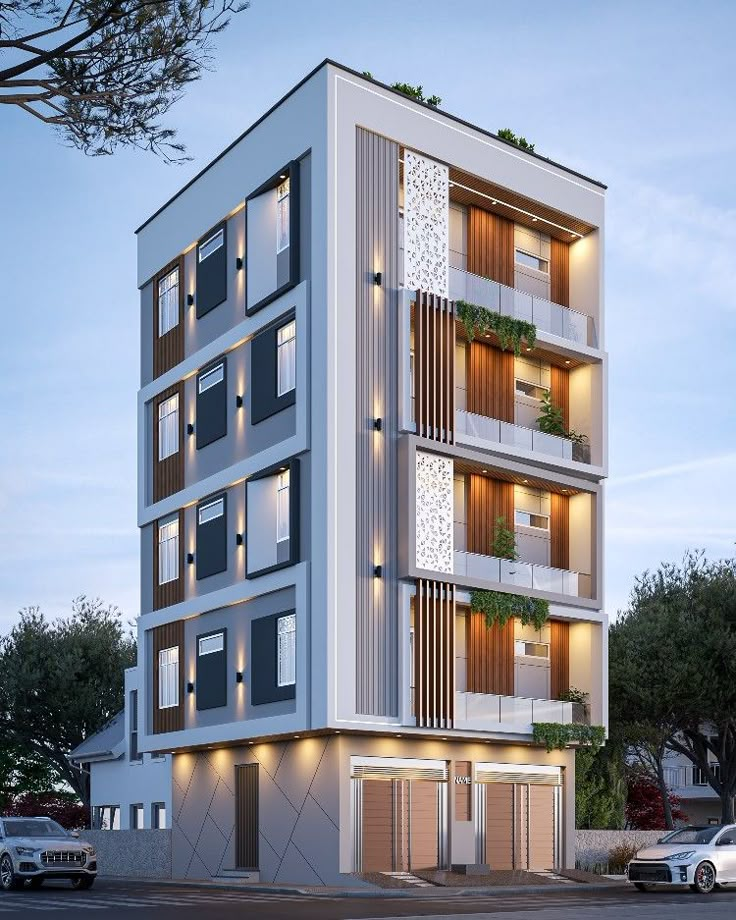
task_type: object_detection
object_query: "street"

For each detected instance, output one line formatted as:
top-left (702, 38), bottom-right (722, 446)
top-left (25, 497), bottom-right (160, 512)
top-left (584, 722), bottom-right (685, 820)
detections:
top-left (0, 880), bottom-right (735, 919)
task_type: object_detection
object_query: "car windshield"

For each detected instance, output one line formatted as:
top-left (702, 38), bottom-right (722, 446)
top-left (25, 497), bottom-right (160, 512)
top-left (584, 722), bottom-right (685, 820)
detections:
top-left (661, 826), bottom-right (722, 845)
top-left (2, 819), bottom-right (67, 839)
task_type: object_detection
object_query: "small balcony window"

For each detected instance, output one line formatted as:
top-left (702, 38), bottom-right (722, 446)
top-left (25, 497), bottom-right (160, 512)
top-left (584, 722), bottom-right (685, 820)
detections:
top-left (158, 646), bottom-right (179, 709)
top-left (514, 640), bottom-right (549, 658)
top-left (277, 613), bottom-right (296, 687)
top-left (515, 249), bottom-right (549, 273)
top-left (198, 632), bottom-right (224, 656)
top-left (515, 378), bottom-right (547, 401)
top-left (515, 509), bottom-right (550, 531)
top-left (158, 267), bottom-right (179, 337)
top-left (276, 470), bottom-right (290, 543)
top-left (277, 320), bottom-right (296, 396)
top-left (152, 802), bottom-right (167, 830)
top-left (158, 394), bottom-right (179, 460)
top-left (198, 228), bottom-right (224, 262)
top-left (157, 514), bottom-right (179, 585)
top-left (198, 362), bottom-right (224, 394)
top-left (276, 178), bottom-right (290, 253)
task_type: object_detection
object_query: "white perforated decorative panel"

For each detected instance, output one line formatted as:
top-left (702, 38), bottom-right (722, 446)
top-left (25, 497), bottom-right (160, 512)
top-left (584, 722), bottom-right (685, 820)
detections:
top-left (404, 151), bottom-right (449, 298)
top-left (415, 451), bottom-right (454, 574)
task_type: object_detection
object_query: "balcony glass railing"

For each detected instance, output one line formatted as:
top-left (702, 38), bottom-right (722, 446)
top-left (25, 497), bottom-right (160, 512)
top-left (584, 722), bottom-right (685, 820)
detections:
top-left (455, 691), bottom-right (579, 732)
top-left (454, 550), bottom-right (582, 597)
top-left (449, 265), bottom-right (596, 348)
top-left (456, 409), bottom-right (591, 464)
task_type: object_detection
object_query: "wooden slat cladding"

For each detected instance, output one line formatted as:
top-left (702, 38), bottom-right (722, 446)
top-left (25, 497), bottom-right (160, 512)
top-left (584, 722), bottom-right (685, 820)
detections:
top-left (414, 292), bottom-right (455, 443)
top-left (152, 510), bottom-right (184, 611)
top-left (550, 493), bottom-right (569, 571)
top-left (549, 366), bottom-right (569, 430)
top-left (467, 206), bottom-right (514, 288)
top-left (550, 239), bottom-right (570, 308)
top-left (151, 619), bottom-right (184, 734)
top-left (355, 128), bottom-right (400, 718)
top-left (152, 382), bottom-right (184, 503)
top-left (153, 256), bottom-right (184, 379)
top-left (485, 783), bottom-right (515, 869)
top-left (466, 611), bottom-right (514, 696)
top-left (467, 475), bottom-right (514, 556)
top-left (414, 580), bottom-right (455, 728)
top-left (235, 763), bottom-right (259, 870)
top-left (466, 340), bottom-right (514, 422)
top-left (454, 761), bottom-right (472, 822)
top-left (550, 620), bottom-right (570, 701)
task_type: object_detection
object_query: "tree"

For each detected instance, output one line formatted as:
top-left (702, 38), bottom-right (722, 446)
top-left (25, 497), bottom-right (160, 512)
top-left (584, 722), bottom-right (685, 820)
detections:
top-left (0, 597), bottom-right (136, 804)
top-left (0, 0), bottom-right (249, 160)
top-left (0, 738), bottom-right (59, 808)
top-left (610, 552), bottom-right (736, 823)
top-left (575, 735), bottom-right (627, 830)
top-left (626, 773), bottom-right (688, 830)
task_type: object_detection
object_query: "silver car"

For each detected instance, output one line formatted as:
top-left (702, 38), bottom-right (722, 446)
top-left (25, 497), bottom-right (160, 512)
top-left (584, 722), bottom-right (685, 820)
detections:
top-left (628, 824), bottom-right (736, 894)
top-left (0, 816), bottom-right (97, 891)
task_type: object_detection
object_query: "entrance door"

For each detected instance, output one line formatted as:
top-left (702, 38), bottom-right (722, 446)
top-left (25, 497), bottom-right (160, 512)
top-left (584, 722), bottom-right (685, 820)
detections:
top-left (235, 763), bottom-right (259, 870)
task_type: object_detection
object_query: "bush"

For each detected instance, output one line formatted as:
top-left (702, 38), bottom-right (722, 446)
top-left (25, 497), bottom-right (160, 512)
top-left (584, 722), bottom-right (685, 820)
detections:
top-left (4, 793), bottom-right (90, 830)
top-left (608, 839), bottom-right (647, 873)
top-left (626, 775), bottom-right (688, 830)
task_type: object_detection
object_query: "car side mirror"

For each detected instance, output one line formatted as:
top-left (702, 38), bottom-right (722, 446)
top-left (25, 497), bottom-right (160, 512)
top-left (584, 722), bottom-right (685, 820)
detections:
top-left (70, 830), bottom-right (80, 838)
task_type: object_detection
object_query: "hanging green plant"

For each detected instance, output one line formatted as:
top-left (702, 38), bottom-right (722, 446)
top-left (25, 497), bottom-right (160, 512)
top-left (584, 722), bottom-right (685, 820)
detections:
top-left (491, 515), bottom-right (518, 560)
top-left (470, 588), bottom-right (549, 631)
top-left (455, 300), bottom-right (536, 356)
top-left (532, 722), bottom-right (605, 752)
top-left (537, 390), bottom-right (590, 446)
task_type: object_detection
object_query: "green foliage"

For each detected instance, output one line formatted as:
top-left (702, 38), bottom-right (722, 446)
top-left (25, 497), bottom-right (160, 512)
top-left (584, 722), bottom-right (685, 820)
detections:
top-left (491, 516), bottom-right (517, 561)
top-left (0, 740), bottom-right (59, 809)
top-left (471, 589), bottom-right (549, 631)
top-left (498, 127), bottom-right (535, 152)
top-left (575, 737), bottom-right (628, 830)
top-left (532, 722), bottom-right (605, 752)
top-left (561, 686), bottom-right (589, 706)
top-left (390, 81), bottom-right (442, 106)
top-left (456, 300), bottom-right (537, 356)
top-left (538, 390), bottom-right (589, 446)
top-left (0, 597), bottom-right (136, 805)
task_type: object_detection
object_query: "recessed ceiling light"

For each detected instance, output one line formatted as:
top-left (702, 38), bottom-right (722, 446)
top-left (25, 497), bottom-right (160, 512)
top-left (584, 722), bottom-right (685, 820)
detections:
top-left (561, 489), bottom-right (569, 493)
top-left (279, 174), bottom-right (287, 180)
top-left (532, 217), bottom-right (538, 222)
top-left (522, 479), bottom-right (529, 484)
top-left (491, 199), bottom-right (497, 205)
top-left (525, 346), bottom-right (533, 352)
top-left (482, 469), bottom-right (488, 474)
top-left (564, 360), bottom-right (571, 365)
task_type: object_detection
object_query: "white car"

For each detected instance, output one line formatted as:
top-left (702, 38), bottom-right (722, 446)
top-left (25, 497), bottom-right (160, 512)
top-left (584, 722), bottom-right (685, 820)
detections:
top-left (628, 824), bottom-right (736, 894)
top-left (0, 816), bottom-right (97, 891)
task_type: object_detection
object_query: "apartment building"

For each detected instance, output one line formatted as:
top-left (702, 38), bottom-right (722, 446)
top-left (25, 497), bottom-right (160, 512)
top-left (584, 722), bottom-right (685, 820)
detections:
top-left (98, 61), bottom-right (608, 884)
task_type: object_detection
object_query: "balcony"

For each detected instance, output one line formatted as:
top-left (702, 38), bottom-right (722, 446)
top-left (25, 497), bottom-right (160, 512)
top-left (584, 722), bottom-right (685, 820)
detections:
top-left (455, 409), bottom-right (592, 465)
top-left (453, 550), bottom-right (589, 599)
top-left (664, 764), bottom-right (721, 792)
top-left (455, 691), bottom-right (587, 734)
top-left (449, 265), bottom-right (597, 349)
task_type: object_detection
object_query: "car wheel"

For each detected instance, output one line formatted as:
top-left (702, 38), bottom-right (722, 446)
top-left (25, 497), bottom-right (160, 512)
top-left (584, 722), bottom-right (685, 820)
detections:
top-left (691, 861), bottom-right (716, 894)
top-left (70, 877), bottom-right (95, 890)
top-left (0, 855), bottom-right (23, 891)
top-left (633, 882), bottom-right (650, 892)
top-left (28, 878), bottom-right (44, 889)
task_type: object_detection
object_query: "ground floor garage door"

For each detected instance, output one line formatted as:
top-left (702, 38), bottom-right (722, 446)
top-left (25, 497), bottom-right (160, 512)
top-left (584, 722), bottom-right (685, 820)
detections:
top-left (475, 764), bottom-right (561, 870)
top-left (352, 758), bottom-right (448, 872)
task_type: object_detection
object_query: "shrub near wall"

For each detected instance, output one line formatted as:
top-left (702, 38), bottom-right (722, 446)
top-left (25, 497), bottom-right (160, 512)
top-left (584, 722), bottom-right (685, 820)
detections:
top-left (576, 830), bottom-right (663, 873)
top-left (79, 830), bottom-right (172, 879)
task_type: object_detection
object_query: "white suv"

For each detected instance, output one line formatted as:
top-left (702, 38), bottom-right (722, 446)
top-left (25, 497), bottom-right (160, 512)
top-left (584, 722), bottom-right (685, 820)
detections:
top-left (0, 817), bottom-right (97, 891)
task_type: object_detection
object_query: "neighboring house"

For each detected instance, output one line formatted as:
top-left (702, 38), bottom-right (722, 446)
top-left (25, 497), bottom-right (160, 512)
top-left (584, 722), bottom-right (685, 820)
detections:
top-left (664, 741), bottom-right (723, 826)
top-left (70, 668), bottom-right (172, 832)
top-left (92, 60), bottom-right (608, 884)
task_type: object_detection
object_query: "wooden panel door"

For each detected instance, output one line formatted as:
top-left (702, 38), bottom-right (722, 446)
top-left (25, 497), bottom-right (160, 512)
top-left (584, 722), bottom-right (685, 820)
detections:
top-left (528, 785), bottom-right (556, 869)
top-left (484, 783), bottom-right (514, 870)
top-left (362, 780), bottom-right (396, 872)
top-left (409, 781), bottom-right (439, 870)
top-left (235, 764), bottom-right (259, 870)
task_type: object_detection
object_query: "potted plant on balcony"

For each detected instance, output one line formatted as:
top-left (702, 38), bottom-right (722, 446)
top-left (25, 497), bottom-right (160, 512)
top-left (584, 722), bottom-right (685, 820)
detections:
top-left (491, 515), bottom-right (517, 561)
top-left (537, 390), bottom-right (590, 462)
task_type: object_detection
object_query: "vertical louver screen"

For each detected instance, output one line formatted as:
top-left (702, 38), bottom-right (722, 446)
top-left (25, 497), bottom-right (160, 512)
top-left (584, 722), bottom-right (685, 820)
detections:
top-left (413, 292), bottom-right (455, 443)
top-left (414, 580), bottom-right (455, 729)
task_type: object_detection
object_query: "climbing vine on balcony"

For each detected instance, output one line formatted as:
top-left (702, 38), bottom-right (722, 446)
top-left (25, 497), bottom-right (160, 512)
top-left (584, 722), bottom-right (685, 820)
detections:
top-left (456, 300), bottom-right (537, 356)
top-left (470, 588), bottom-right (549, 631)
top-left (532, 722), bottom-right (605, 752)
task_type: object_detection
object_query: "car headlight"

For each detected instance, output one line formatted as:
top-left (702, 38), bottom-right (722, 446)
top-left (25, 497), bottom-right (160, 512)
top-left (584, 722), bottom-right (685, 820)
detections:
top-left (665, 851), bottom-right (696, 861)
top-left (14, 846), bottom-right (36, 857)
top-left (83, 846), bottom-right (96, 856)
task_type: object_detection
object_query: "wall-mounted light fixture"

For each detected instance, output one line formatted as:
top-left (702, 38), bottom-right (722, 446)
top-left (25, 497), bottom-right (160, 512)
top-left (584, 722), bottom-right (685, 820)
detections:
top-left (373, 417), bottom-right (383, 432)
top-left (235, 394), bottom-right (244, 408)
top-left (374, 271), bottom-right (382, 287)
top-left (187, 553), bottom-right (195, 565)
top-left (235, 671), bottom-right (244, 684)
top-left (187, 293), bottom-right (194, 306)
top-left (235, 533), bottom-right (244, 546)
top-left (374, 564), bottom-right (382, 579)
top-left (279, 173), bottom-right (287, 181)
top-left (186, 682), bottom-right (194, 694)
top-left (187, 423), bottom-right (195, 436)
top-left (236, 256), bottom-right (244, 271)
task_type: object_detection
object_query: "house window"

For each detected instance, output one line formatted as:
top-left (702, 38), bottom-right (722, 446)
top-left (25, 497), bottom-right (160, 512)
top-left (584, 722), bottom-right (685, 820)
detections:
top-left (198, 362), bottom-right (224, 394)
top-left (158, 646), bottom-right (179, 709)
top-left (94, 806), bottom-right (120, 831)
top-left (277, 320), bottom-right (296, 396)
top-left (277, 613), bottom-right (296, 687)
top-left (152, 802), bottom-right (167, 830)
top-left (515, 509), bottom-right (550, 530)
top-left (276, 470), bottom-right (290, 544)
top-left (515, 379), bottom-right (547, 401)
top-left (129, 690), bottom-right (141, 762)
top-left (515, 249), bottom-right (549, 273)
top-left (157, 515), bottom-right (179, 585)
top-left (158, 394), bottom-right (179, 460)
top-left (158, 267), bottom-right (179, 337)
top-left (198, 632), bottom-right (224, 656)
top-left (131, 804), bottom-right (144, 830)
top-left (198, 497), bottom-right (224, 526)
top-left (514, 640), bottom-right (549, 658)
top-left (276, 178), bottom-right (290, 253)
top-left (198, 228), bottom-right (224, 262)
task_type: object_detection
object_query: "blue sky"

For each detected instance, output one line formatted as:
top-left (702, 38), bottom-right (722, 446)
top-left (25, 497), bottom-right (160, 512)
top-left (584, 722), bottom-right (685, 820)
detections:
top-left (2, 0), bottom-right (735, 632)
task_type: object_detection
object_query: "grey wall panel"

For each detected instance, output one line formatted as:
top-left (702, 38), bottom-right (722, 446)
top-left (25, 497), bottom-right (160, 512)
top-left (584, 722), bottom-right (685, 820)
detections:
top-left (247, 192), bottom-right (278, 309)
top-left (140, 524), bottom-right (154, 614)
top-left (354, 128), bottom-right (399, 717)
top-left (183, 484), bottom-right (245, 600)
top-left (140, 282), bottom-right (154, 388)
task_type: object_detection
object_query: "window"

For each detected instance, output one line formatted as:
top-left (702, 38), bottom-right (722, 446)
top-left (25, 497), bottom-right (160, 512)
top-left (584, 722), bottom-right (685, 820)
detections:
top-left (198, 362), bottom-right (224, 394)
top-left (198, 632), bottom-right (224, 656)
top-left (158, 646), bottom-right (179, 709)
top-left (276, 178), bottom-right (290, 253)
top-left (199, 228), bottom-right (224, 262)
top-left (158, 267), bottom-right (179, 337)
top-left (94, 806), bottom-right (120, 831)
top-left (276, 470), bottom-right (290, 543)
top-left (157, 394), bottom-right (179, 460)
top-left (131, 804), bottom-right (144, 830)
top-left (152, 803), bottom-right (167, 830)
top-left (515, 509), bottom-right (550, 530)
top-left (129, 690), bottom-right (141, 763)
top-left (515, 249), bottom-right (549, 273)
top-left (198, 497), bottom-right (224, 526)
top-left (277, 320), bottom-right (296, 397)
top-left (515, 379), bottom-right (547, 401)
top-left (157, 515), bottom-right (179, 585)
top-left (196, 494), bottom-right (227, 580)
top-left (514, 640), bottom-right (549, 658)
top-left (277, 613), bottom-right (296, 687)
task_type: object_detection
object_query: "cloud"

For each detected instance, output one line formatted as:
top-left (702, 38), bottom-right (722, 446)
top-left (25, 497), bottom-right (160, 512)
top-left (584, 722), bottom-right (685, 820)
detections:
top-left (608, 453), bottom-right (736, 487)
